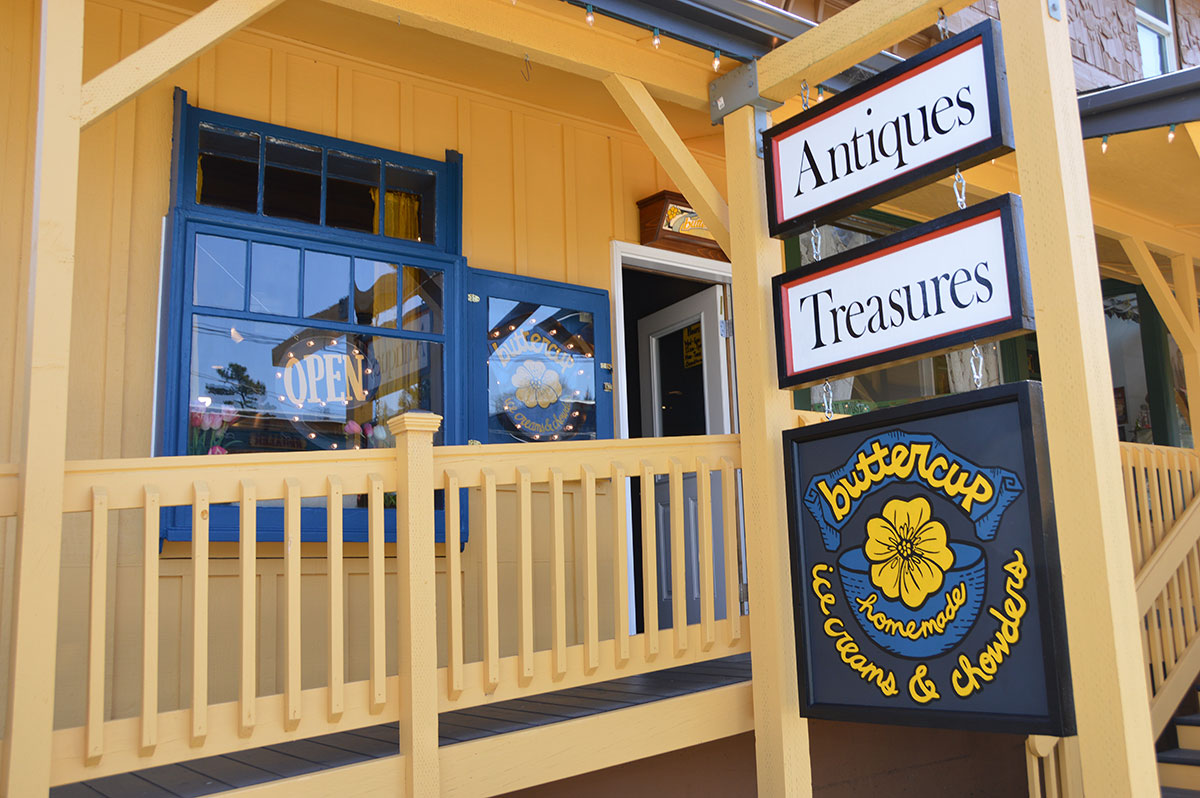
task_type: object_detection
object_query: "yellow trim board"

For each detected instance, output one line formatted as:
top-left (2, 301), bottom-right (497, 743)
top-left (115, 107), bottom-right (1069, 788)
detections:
top-left (219, 681), bottom-right (753, 797)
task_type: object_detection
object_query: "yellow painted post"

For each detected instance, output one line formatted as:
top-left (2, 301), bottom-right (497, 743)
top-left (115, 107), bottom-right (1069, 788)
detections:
top-left (1, 1), bottom-right (85, 793)
top-left (388, 411), bottom-right (443, 796)
top-left (723, 104), bottom-right (812, 796)
top-left (1170, 254), bottom-right (1200, 449)
top-left (1003, 0), bottom-right (1158, 792)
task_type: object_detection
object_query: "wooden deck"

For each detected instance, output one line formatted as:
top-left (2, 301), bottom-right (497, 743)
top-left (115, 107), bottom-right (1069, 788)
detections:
top-left (51, 654), bottom-right (752, 797)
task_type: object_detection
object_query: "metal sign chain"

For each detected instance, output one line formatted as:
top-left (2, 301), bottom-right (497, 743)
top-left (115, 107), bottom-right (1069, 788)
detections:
top-left (801, 80), bottom-right (810, 111)
top-left (811, 223), bottom-right (822, 262)
top-left (822, 379), bottom-right (834, 420)
top-left (953, 167), bottom-right (967, 210)
top-left (970, 343), bottom-right (984, 389)
top-left (937, 8), bottom-right (949, 40)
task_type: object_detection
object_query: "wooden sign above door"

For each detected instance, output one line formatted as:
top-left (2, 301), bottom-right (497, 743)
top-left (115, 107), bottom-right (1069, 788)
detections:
top-left (762, 21), bottom-right (1013, 238)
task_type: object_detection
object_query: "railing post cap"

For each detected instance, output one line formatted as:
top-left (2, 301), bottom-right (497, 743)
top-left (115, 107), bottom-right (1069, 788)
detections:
top-left (387, 411), bottom-right (443, 435)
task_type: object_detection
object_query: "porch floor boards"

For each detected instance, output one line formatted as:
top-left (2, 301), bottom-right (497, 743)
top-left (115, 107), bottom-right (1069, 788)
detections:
top-left (52, 654), bottom-right (752, 797)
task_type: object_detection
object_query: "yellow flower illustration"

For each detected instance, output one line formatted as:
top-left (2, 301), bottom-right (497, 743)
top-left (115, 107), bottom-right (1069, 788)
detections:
top-left (512, 359), bottom-right (563, 409)
top-left (864, 497), bottom-right (955, 610)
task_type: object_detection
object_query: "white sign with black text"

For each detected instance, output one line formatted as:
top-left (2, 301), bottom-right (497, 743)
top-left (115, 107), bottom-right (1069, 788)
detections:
top-left (762, 21), bottom-right (1012, 238)
top-left (771, 194), bottom-right (1033, 389)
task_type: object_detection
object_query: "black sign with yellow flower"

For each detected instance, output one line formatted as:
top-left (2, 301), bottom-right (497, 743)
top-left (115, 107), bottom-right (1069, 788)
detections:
top-left (783, 381), bottom-right (1074, 735)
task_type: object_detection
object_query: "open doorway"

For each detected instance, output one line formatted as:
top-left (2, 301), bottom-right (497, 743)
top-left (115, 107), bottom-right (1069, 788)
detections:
top-left (610, 242), bottom-right (746, 635)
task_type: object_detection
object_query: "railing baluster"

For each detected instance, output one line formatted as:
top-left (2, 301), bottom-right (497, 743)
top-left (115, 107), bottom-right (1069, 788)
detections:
top-left (583, 465), bottom-right (599, 672)
top-left (1135, 449), bottom-right (1155, 564)
top-left (482, 468), bottom-right (500, 692)
top-left (640, 461), bottom-right (658, 660)
top-left (696, 458), bottom-right (715, 651)
top-left (516, 467), bottom-right (533, 683)
top-left (284, 478), bottom-right (301, 728)
top-left (368, 473), bottom-right (385, 711)
top-left (142, 486), bottom-right (159, 750)
top-left (446, 469), bottom-right (465, 698)
top-left (612, 463), bottom-right (630, 667)
top-left (1153, 450), bottom-right (1169, 548)
top-left (239, 480), bottom-right (257, 734)
top-left (668, 457), bottom-right (687, 655)
top-left (1121, 449), bottom-right (1143, 569)
top-left (1158, 592), bottom-right (1177, 674)
top-left (720, 457), bottom-right (742, 644)
top-left (191, 481), bottom-right (209, 743)
top-left (551, 467), bottom-right (567, 679)
top-left (327, 476), bottom-right (344, 720)
top-left (87, 487), bottom-right (108, 760)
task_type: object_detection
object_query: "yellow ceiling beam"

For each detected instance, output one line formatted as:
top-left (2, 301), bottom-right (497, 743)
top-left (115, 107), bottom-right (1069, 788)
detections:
top-left (755, 0), bottom-right (974, 103)
top-left (1187, 122), bottom-right (1200, 162)
top-left (1120, 236), bottom-right (1200, 354)
top-left (603, 75), bottom-right (730, 255)
top-left (321, 0), bottom-right (714, 111)
top-left (79, 0), bottom-right (287, 129)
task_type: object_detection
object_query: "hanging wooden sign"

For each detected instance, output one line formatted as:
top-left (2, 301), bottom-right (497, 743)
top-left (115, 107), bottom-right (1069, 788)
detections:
top-left (762, 20), bottom-right (1013, 238)
top-left (783, 382), bottom-right (1074, 735)
top-left (772, 194), bottom-right (1033, 389)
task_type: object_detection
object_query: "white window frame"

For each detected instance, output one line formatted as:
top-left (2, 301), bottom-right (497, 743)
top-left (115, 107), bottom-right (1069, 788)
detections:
top-left (1136, 1), bottom-right (1177, 78)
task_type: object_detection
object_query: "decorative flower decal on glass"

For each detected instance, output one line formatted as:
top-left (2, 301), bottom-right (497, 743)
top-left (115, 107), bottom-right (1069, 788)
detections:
top-left (864, 497), bottom-right (955, 609)
top-left (512, 360), bottom-right (563, 409)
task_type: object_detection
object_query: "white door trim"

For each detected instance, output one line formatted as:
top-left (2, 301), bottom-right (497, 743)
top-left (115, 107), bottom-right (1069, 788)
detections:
top-left (610, 240), bottom-right (732, 440)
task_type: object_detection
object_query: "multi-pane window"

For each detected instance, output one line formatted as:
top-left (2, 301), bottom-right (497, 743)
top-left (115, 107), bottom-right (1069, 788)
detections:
top-left (1136, 0), bottom-right (1176, 78)
top-left (185, 229), bottom-right (446, 456)
top-left (163, 91), bottom-right (463, 539)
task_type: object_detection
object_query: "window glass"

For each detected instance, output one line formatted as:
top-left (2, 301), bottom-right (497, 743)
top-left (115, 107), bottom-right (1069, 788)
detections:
top-left (400, 265), bottom-right (444, 334)
top-left (486, 299), bottom-right (596, 443)
top-left (327, 151), bottom-right (380, 233)
top-left (264, 137), bottom-right (321, 224)
top-left (385, 163), bottom-right (436, 243)
top-left (193, 234), bottom-right (247, 310)
top-left (303, 251), bottom-right (350, 322)
top-left (354, 259), bottom-right (399, 328)
top-left (189, 315), bottom-right (442, 454)
top-left (655, 324), bottom-right (706, 437)
top-left (250, 242), bottom-right (300, 316)
top-left (1137, 0), bottom-right (1169, 22)
top-left (1138, 23), bottom-right (1169, 77)
top-left (196, 124), bottom-right (259, 213)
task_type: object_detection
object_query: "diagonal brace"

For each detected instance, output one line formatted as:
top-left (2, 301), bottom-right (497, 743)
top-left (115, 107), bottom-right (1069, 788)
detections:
top-left (755, 0), bottom-right (974, 103)
top-left (1121, 237), bottom-right (1200, 355)
top-left (604, 74), bottom-right (731, 256)
top-left (80, 0), bottom-right (287, 129)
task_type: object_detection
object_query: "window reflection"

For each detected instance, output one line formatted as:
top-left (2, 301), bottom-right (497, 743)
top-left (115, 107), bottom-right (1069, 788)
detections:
top-left (303, 251), bottom-right (350, 322)
top-left (486, 299), bottom-right (596, 443)
top-left (193, 234), bottom-right (247, 310)
top-left (250, 242), bottom-right (300, 316)
top-left (190, 315), bottom-right (442, 454)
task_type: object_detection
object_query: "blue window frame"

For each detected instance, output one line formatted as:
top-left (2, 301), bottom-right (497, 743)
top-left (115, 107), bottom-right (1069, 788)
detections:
top-left (159, 89), bottom-right (464, 542)
top-left (466, 268), bottom-right (613, 446)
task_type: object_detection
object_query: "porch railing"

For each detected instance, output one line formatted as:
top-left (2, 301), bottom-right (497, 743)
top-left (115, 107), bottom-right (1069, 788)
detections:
top-left (1119, 442), bottom-right (1200, 735)
top-left (9, 420), bottom-right (747, 787)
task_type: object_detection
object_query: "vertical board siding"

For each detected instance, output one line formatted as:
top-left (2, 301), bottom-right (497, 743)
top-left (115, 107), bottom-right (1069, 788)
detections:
top-left (8, 0), bottom-right (730, 734)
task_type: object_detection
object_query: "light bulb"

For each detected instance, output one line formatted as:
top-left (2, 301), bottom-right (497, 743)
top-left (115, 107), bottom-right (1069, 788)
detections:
top-left (1101, 134), bottom-right (1108, 154)
top-left (1168, 123), bottom-right (1177, 143)
top-left (652, 28), bottom-right (660, 49)
top-left (712, 50), bottom-right (721, 72)
top-left (585, 5), bottom-right (594, 25)
top-left (816, 86), bottom-right (824, 103)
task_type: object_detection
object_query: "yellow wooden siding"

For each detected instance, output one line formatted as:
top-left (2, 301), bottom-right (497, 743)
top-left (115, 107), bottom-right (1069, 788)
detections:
top-left (0, 0), bottom-right (731, 733)
top-left (0, 0), bottom-right (729, 464)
